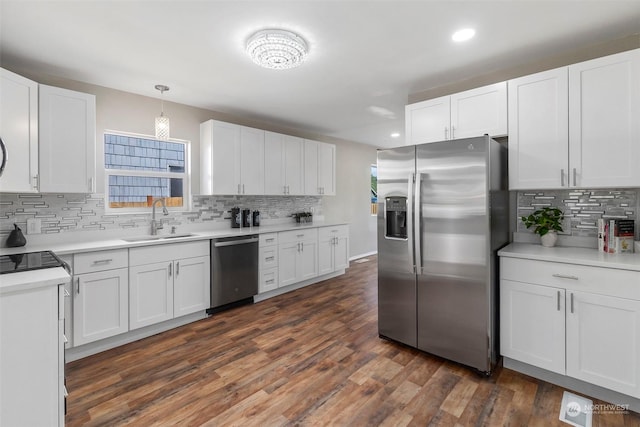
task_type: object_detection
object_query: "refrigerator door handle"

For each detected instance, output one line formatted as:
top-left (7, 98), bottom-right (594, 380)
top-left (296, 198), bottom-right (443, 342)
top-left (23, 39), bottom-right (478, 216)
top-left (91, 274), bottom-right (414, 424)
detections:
top-left (414, 172), bottom-right (423, 275)
top-left (407, 173), bottom-right (415, 273)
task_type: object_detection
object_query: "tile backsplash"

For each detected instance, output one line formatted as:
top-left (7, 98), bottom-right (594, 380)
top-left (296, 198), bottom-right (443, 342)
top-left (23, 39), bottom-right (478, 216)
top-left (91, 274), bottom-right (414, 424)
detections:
top-left (0, 193), bottom-right (322, 238)
top-left (516, 189), bottom-right (639, 241)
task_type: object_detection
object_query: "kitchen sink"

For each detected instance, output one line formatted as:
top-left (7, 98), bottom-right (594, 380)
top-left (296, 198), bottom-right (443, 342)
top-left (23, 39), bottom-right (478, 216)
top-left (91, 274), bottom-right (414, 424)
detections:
top-left (122, 233), bottom-right (196, 242)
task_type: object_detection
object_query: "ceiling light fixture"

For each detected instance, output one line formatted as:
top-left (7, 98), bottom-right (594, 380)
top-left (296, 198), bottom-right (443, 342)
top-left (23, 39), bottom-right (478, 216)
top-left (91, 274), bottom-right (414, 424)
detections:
top-left (452, 28), bottom-right (476, 42)
top-left (154, 84), bottom-right (170, 140)
top-left (246, 29), bottom-right (308, 70)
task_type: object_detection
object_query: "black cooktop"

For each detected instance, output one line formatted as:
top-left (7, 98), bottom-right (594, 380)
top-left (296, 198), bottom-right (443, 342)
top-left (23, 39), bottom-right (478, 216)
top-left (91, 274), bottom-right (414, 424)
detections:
top-left (0, 251), bottom-right (65, 274)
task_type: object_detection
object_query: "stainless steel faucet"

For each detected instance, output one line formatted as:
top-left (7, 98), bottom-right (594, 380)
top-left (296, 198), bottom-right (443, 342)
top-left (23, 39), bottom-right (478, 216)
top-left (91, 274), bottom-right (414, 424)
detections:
top-left (151, 198), bottom-right (169, 235)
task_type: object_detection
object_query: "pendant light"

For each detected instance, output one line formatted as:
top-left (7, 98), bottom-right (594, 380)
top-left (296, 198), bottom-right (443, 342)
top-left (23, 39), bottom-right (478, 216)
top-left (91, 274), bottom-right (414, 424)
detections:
top-left (154, 84), bottom-right (170, 140)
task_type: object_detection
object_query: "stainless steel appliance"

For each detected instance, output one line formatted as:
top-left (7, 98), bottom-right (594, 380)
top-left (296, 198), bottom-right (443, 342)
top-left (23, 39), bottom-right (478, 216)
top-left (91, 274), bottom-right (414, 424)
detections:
top-left (208, 234), bottom-right (259, 313)
top-left (377, 136), bottom-right (508, 374)
top-left (0, 251), bottom-right (65, 274)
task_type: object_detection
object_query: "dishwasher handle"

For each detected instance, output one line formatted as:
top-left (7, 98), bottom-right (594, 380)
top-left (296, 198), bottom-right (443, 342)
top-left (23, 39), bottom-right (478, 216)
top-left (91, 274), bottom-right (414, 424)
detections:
top-left (213, 237), bottom-right (259, 247)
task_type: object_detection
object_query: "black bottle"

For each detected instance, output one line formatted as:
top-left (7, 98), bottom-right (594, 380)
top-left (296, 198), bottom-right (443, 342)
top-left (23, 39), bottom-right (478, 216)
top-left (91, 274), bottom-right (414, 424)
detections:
top-left (230, 207), bottom-right (240, 228)
top-left (252, 211), bottom-right (260, 227)
top-left (242, 209), bottom-right (251, 228)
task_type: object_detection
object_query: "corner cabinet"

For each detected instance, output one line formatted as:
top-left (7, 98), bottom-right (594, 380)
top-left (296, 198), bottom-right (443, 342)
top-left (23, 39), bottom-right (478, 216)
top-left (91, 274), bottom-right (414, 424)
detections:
top-left (200, 119), bottom-right (265, 195)
top-left (500, 255), bottom-right (640, 399)
top-left (0, 67), bottom-right (39, 193)
top-left (39, 84), bottom-right (96, 193)
top-left (509, 48), bottom-right (640, 189)
top-left (129, 241), bottom-right (210, 330)
top-left (405, 82), bottom-right (507, 145)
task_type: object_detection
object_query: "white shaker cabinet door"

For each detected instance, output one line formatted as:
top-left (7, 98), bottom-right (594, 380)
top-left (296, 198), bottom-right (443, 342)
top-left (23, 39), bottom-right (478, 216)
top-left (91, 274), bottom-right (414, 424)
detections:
top-left (129, 261), bottom-right (174, 330)
top-left (304, 139), bottom-right (319, 195)
top-left (0, 68), bottom-right (38, 193)
top-left (264, 131), bottom-right (285, 195)
top-left (240, 126), bottom-right (265, 195)
top-left (200, 120), bottom-right (241, 195)
top-left (278, 243), bottom-right (299, 287)
top-left (174, 256), bottom-right (210, 317)
top-left (74, 268), bottom-right (129, 346)
top-left (299, 240), bottom-right (318, 281)
top-left (566, 290), bottom-right (640, 398)
top-left (39, 84), bottom-right (96, 193)
top-left (334, 235), bottom-right (349, 271)
top-left (317, 142), bottom-right (335, 195)
top-left (500, 279), bottom-right (566, 375)
top-left (450, 82), bottom-right (507, 140)
top-left (283, 135), bottom-right (304, 195)
top-left (405, 95), bottom-right (450, 145)
top-left (508, 67), bottom-right (569, 190)
top-left (569, 48), bottom-right (640, 188)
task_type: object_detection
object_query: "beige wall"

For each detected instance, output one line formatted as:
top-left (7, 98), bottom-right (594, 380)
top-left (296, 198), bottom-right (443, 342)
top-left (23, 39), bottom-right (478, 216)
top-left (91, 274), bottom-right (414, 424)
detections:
top-left (3, 68), bottom-right (380, 258)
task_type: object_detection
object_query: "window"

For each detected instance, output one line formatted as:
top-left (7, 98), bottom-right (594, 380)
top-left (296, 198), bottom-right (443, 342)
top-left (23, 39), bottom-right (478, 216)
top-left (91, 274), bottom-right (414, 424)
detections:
top-left (104, 132), bottom-right (190, 212)
top-left (371, 164), bottom-right (378, 215)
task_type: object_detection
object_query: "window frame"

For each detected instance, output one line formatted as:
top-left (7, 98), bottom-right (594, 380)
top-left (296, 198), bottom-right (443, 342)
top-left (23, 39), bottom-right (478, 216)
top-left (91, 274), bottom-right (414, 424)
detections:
top-left (103, 130), bottom-right (191, 214)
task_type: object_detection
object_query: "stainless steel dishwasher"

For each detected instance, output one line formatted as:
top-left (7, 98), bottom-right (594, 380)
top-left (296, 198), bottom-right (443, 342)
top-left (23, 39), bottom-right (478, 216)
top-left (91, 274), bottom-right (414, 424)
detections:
top-left (208, 234), bottom-right (259, 313)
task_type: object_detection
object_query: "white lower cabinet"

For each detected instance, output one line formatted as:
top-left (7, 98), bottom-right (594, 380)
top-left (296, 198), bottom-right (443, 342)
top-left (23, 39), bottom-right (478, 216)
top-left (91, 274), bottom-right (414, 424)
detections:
top-left (278, 228), bottom-right (318, 287)
top-left (129, 241), bottom-right (210, 330)
top-left (318, 225), bottom-right (349, 275)
top-left (500, 256), bottom-right (640, 398)
top-left (566, 291), bottom-right (640, 397)
top-left (259, 233), bottom-right (279, 293)
top-left (73, 249), bottom-right (129, 346)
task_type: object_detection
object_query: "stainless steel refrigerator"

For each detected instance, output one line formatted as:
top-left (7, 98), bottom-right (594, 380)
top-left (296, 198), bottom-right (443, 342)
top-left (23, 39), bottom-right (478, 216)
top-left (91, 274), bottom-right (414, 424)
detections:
top-left (377, 135), bottom-right (508, 374)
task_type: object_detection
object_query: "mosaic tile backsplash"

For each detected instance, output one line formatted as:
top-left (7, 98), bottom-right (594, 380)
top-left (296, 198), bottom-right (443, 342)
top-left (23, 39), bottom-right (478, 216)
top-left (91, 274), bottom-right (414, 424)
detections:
top-left (0, 193), bottom-right (322, 237)
top-left (517, 189), bottom-right (639, 239)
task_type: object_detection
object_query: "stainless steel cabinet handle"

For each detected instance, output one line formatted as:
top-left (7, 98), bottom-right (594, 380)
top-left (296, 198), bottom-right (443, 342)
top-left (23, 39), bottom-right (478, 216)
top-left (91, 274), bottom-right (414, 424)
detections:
top-left (265, 256), bottom-right (275, 261)
top-left (168, 263), bottom-right (172, 277)
top-left (557, 291), bottom-right (561, 311)
top-left (297, 234), bottom-right (304, 237)
top-left (33, 174), bottom-right (39, 190)
top-left (176, 262), bottom-right (179, 276)
top-left (242, 184), bottom-right (245, 194)
top-left (266, 279), bottom-right (275, 284)
top-left (552, 273), bottom-right (579, 280)
top-left (560, 169), bottom-right (565, 187)
top-left (237, 184), bottom-right (241, 194)
top-left (570, 293), bottom-right (574, 313)
top-left (266, 238), bottom-right (274, 243)
top-left (451, 125), bottom-right (455, 139)
top-left (92, 259), bottom-right (113, 265)
top-left (76, 277), bottom-right (80, 294)
top-left (213, 237), bottom-right (259, 247)
top-left (444, 127), bottom-right (448, 140)
top-left (572, 168), bottom-right (577, 186)
top-left (284, 186), bottom-right (287, 195)
top-left (88, 177), bottom-right (93, 192)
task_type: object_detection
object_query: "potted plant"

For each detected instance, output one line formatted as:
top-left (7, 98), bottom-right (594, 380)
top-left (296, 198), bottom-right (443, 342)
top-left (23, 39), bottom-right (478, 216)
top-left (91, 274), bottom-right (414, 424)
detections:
top-left (521, 207), bottom-right (564, 247)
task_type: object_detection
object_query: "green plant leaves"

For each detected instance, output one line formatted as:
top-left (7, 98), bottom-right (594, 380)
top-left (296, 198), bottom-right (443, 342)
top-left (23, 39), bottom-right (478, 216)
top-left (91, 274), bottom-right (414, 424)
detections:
top-left (520, 206), bottom-right (564, 236)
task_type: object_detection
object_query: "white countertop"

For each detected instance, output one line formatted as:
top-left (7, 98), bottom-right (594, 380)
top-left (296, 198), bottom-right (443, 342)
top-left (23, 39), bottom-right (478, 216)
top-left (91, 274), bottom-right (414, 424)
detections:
top-left (0, 221), bottom-right (348, 256)
top-left (0, 267), bottom-right (70, 294)
top-left (498, 242), bottom-right (640, 272)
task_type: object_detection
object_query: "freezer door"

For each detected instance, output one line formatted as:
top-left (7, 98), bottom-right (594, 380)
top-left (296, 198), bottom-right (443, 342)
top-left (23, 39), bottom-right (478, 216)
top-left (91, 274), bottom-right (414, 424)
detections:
top-left (377, 145), bottom-right (417, 347)
top-left (415, 137), bottom-right (492, 372)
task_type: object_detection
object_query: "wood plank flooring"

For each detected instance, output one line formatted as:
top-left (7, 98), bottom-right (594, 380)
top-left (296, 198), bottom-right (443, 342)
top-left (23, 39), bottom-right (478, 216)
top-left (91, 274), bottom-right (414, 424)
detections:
top-left (66, 256), bottom-right (640, 426)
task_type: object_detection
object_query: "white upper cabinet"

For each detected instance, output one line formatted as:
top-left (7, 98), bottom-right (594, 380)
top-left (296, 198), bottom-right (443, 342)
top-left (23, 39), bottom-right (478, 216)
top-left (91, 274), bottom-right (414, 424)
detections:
top-left (304, 139), bottom-right (336, 196)
top-left (0, 68), bottom-right (38, 193)
top-left (264, 131), bottom-right (304, 195)
top-left (509, 48), bottom-right (640, 190)
top-left (405, 82), bottom-right (507, 145)
top-left (39, 84), bottom-right (96, 193)
top-left (240, 126), bottom-right (265, 195)
top-left (200, 119), bottom-right (264, 195)
top-left (508, 67), bottom-right (569, 189)
top-left (568, 48), bottom-right (640, 188)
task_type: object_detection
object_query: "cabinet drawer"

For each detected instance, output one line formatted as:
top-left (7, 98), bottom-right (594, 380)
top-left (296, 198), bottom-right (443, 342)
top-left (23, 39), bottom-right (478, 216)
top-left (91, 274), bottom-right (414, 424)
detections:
top-left (259, 233), bottom-right (278, 247)
top-left (130, 241), bottom-right (209, 266)
top-left (260, 246), bottom-right (278, 269)
top-left (501, 257), bottom-right (640, 300)
top-left (259, 268), bottom-right (279, 293)
top-left (279, 228), bottom-right (318, 244)
top-left (74, 249), bottom-right (128, 274)
top-left (318, 225), bottom-right (348, 241)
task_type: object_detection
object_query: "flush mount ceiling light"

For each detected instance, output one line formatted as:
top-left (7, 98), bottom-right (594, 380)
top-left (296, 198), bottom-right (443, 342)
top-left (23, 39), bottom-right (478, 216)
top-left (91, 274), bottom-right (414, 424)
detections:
top-left (452, 28), bottom-right (476, 42)
top-left (154, 84), bottom-right (170, 140)
top-left (246, 29), bottom-right (308, 70)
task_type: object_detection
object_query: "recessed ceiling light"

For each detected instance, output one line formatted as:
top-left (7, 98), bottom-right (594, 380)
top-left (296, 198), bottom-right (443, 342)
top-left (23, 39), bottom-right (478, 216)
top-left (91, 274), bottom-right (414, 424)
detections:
top-left (452, 28), bottom-right (476, 42)
top-left (390, 132), bottom-right (400, 138)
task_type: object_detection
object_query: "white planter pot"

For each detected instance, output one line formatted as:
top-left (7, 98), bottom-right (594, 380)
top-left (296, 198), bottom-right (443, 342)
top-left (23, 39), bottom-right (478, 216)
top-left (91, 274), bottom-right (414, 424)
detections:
top-left (540, 231), bottom-right (558, 247)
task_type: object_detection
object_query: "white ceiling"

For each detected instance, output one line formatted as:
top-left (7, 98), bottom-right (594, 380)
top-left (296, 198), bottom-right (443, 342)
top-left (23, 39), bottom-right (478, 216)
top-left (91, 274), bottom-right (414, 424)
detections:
top-left (1, 1), bottom-right (639, 148)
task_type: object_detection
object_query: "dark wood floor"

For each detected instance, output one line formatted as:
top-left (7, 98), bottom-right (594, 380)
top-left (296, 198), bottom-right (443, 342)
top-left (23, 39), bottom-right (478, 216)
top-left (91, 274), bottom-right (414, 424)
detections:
top-left (66, 256), bottom-right (640, 426)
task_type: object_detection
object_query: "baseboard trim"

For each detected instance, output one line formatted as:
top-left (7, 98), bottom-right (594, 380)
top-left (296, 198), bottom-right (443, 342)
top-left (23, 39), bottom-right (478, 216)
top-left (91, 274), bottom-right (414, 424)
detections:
top-left (254, 270), bottom-right (345, 303)
top-left (350, 251), bottom-right (377, 261)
